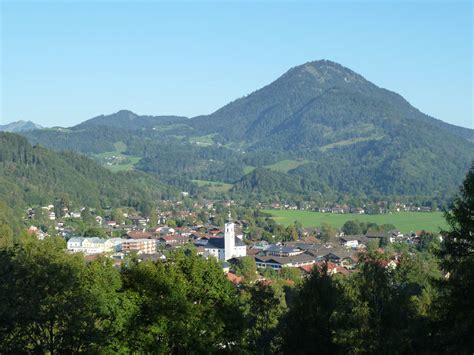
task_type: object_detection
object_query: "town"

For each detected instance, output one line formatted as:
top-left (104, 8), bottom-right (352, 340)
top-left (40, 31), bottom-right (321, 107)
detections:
top-left (25, 198), bottom-right (440, 285)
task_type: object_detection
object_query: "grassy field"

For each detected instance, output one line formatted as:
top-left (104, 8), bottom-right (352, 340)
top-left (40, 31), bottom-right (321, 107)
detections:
top-left (192, 180), bottom-right (233, 193)
top-left (262, 209), bottom-right (448, 233)
top-left (243, 166), bottom-right (256, 174)
top-left (243, 159), bottom-right (310, 175)
top-left (265, 159), bottom-right (310, 173)
top-left (93, 142), bottom-right (142, 172)
top-left (319, 135), bottom-right (385, 152)
top-left (189, 134), bottom-right (216, 146)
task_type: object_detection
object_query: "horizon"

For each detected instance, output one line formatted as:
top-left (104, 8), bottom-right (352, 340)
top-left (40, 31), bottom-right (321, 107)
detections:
top-left (1, 1), bottom-right (472, 129)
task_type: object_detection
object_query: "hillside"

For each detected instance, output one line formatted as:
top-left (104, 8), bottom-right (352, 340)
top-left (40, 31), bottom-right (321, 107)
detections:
top-left (19, 60), bottom-right (474, 202)
top-left (192, 60), bottom-right (473, 147)
top-left (73, 110), bottom-right (189, 131)
top-left (0, 120), bottom-right (43, 133)
top-left (0, 133), bottom-right (177, 215)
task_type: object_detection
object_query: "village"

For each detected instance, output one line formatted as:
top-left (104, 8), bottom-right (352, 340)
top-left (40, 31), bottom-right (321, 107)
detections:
top-left (24, 198), bottom-right (438, 285)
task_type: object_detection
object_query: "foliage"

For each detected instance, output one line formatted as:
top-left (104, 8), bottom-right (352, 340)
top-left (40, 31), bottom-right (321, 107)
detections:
top-left (234, 255), bottom-right (258, 282)
top-left (121, 250), bottom-right (245, 353)
top-left (0, 132), bottom-right (178, 215)
top-left (0, 236), bottom-right (129, 353)
top-left (436, 164), bottom-right (474, 353)
top-left (320, 222), bottom-right (338, 242)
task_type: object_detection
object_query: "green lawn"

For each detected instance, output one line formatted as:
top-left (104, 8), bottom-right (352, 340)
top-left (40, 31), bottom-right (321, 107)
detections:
top-left (242, 160), bottom-right (310, 175)
top-left (319, 135), bottom-right (384, 152)
top-left (243, 166), bottom-right (256, 174)
top-left (189, 134), bottom-right (216, 146)
top-left (192, 180), bottom-right (233, 193)
top-left (93, 142), bottom-right (142, 172)
top-left (262, 209), bottom-right (448, 233)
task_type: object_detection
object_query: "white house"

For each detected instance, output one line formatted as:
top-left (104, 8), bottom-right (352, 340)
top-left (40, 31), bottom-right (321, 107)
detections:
top-left (340, 236), bottom-right (359, 248)
top-left (67, 237), bottom-right (126, 254)
top-left (204, 213), bottom-right (246, 261)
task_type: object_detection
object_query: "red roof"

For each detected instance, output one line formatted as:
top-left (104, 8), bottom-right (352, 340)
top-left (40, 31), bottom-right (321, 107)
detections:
top-left (226, 272), bottom-right (243, 285)
top-left (299, 264), bottom-right (315, 273)
top-left (127, 231), bottom-right (154, 239)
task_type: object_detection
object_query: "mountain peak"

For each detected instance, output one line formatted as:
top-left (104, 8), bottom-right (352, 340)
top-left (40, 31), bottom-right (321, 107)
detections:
top-left (115, 110), bottom-right (139, 119)
top-left (0, 120), bottom-right (43, 132)
top-left (285, 59), bottom-right (366, 86)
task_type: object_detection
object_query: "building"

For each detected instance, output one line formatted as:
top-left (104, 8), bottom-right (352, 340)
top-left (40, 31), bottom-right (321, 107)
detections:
top-left (340, 236), bottom-right (360, 248)
top-left (264, 245), bottom-right (304, 257)
top-left (67, 237), bottom-right (125, 254)
top-left (122, 239), bottom-right (156, 254)
top-left (254, 253), bottom-right (317, 270)
top-left (204, 213), bottom-right (246, 261)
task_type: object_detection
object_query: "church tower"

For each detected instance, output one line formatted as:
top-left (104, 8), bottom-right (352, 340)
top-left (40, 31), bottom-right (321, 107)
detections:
top-left (224, 211), bottom-right (235, 260)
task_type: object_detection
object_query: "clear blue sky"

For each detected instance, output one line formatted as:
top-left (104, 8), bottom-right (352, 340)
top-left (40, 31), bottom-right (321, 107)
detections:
top-left (1, 0), bottom-right (472, 128)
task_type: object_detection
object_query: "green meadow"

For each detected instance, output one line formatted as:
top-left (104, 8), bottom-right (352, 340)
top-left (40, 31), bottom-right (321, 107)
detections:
top-left (192, 180), bottom-right (233, 193)
top-left (243, 159), bottom-right (310, 175)
top-left (93, 142), bottom-right (142, 172)
top-left (262, 209), bottom-right (448, 233)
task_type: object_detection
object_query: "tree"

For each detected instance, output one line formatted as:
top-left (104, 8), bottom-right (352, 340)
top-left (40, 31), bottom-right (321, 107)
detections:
top-left (81, 207), bottom-right (95, 225)
top-left (437, 164), bottom-right (474, 353)
top-left (342, 220), bottom-right (362, 235)
top-left (111, 208), bottom-right (124, 225)
top-left (279, 267), bottom-right (340, 354)
top-left (83, 225), bottom-right (107, 238)
top-left (285, 225), bottom-right (298, 241)
top-left (279, 267), bottom-right (301, 284)
top-left (246, 282), bottom-right (287, 354)
top-left (234, 256), bottom-right (258, 283)
top-left (0, 236), bottom-right (128, 353)
top-left (320, 222), bottom-right (337, 242)
top-left (121, 250), bottom-right (245, 353)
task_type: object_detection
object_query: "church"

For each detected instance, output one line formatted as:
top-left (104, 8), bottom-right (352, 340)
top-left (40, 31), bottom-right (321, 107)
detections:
top-left (204, 213), bottom-right (247, 261)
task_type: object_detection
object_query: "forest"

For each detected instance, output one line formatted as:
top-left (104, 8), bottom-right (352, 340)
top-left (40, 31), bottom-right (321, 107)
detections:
top-left (0, 132), bottom-right (178, 218)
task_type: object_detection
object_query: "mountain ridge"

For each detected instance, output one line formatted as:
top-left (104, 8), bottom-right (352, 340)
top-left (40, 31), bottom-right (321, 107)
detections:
top-left (0, 120), bottom-right (43, 133)
top-left (18, 59), bottom-right (474, 202)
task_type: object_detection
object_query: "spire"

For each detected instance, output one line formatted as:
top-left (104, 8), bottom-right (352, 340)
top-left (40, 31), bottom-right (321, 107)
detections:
top-left (226, 211), bottom-right (233, 223)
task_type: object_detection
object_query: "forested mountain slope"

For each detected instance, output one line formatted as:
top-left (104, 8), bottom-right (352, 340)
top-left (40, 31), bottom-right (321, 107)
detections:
top-left (19, 60), bottom-right (474, 202)
top-left (0, 133), bottom-right (177, 214)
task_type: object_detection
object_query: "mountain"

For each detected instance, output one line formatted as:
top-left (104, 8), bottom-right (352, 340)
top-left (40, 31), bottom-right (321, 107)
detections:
top-left (0, 132), bottom-right (177, 215)
top-left (192, 60), bottom-right (473, 147)
top-left (18, 60), bottom-right (474, 203)
top-left (0, 120), bottom-right (43, 133)
top-left (73, 110), bottom-right (189, 131)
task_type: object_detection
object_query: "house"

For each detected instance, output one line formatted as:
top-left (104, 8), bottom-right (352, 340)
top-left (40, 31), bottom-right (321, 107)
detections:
top-left (122, 239), bottom-right (156, 254)
top-left (254, 252), bottom-right (317, 270)
top-left (158, 235), bottom-right (189, 247)
top-left (340, 236), bottom-right (360, 248)
top-left (226, 272), bottom-right (243, 285)
top-left (129, 216), bottom-right (147, 226)
top-left (127, 230), bottom-right (154, 239)
top-left (300, 261), bottom-right (350, 276)
top-left (67, 237), bottom-right (125, 254)
top-left (204, 213), bottom-right (246, 261)
top-left (264, 245), bottom-right (304, 257)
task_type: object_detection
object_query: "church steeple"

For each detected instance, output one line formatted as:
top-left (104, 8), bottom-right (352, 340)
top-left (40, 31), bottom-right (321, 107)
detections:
top-left (224, 211), bottom-right (235, 260)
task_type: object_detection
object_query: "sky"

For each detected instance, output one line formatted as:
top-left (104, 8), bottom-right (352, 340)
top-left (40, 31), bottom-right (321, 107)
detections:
top-left (1, 0), bottom-right (472, 128)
